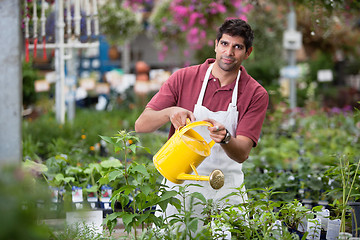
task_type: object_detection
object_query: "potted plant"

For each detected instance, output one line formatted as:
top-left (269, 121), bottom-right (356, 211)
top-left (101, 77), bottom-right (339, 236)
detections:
top-left (325, 153), bottom-right (360, 237)
top-left (99, 130), bottom-right (179, 238)
top-left (98, 0), bottom-right (143, 73)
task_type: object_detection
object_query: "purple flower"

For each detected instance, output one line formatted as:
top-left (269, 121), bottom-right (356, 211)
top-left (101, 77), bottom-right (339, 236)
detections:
top-left (331, 107), bottom-right (342, 114)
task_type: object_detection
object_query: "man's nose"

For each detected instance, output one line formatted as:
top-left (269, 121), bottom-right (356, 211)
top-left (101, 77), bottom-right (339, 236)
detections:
top-left (225, 47), bottom-right (234, 56)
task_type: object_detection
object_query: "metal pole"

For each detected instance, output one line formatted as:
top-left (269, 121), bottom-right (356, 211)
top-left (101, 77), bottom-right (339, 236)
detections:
top-left (67, 39), bottom-right (77, 122)
top-left (0, 0), bottom-right (22, 165)
top-left (55, 0), bottom-right (66, 123)
top-left (122, 40), bottom-right (131, 74)
top-left (288, 6), bottom-right (297, 116)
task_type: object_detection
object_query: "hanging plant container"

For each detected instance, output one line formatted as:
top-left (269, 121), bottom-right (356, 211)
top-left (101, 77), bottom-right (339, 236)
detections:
top-left (98, 0), bottom-right (143, 46)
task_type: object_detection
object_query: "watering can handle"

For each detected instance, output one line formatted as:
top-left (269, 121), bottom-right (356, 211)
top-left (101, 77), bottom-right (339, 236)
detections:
top-left (178, 118), bottom-right (215, 147)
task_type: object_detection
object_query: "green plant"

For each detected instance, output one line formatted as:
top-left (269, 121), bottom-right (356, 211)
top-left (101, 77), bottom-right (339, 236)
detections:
top-left (99, 130), bottom-right (178, 238)
top-left (53, 222), bottom-right (106, 240)
top-left (98, 0), bottom-right (143, 46)
top-left (23, 134), bottom-right (42, 161)
top-left (168, 184), bottom-right (212, 239)
top-left (0, 166), bottom-right (53, 240)
top-left (279, 199), bottom-right (321, 232)
top-left (324, 154), bottom-right (360, 232)
top-left (22, 60), bottom-right (39, 106)
top-left (216, 187), bottom-right (299, 239)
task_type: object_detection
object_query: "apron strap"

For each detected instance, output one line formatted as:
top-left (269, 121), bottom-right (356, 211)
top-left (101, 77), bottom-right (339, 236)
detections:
top-left (196, 63), bottom-right (214, 106)
top-left (228, 69), bottom-right (241, 111)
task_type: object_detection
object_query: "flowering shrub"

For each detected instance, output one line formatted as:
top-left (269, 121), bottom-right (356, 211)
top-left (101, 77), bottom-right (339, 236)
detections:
top-left (147, 0), bottom-right (253, 62)
top-left (98, 0), bottom-right (143, 45)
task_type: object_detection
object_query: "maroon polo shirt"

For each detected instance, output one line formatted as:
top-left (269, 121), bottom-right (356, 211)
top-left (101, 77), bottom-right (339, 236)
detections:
top-left (147, 58), bottom-right (269, 146)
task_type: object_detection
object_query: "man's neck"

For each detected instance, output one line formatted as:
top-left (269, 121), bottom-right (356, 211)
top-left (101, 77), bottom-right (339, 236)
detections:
top-left (211, 63), bottom-right (240, 87)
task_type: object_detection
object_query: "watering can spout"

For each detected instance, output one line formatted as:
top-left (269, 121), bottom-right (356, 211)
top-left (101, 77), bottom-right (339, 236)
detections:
top-left (177, 169), bottom-right (224, 190)
top-left (153, 119), bottom-right (225, 190)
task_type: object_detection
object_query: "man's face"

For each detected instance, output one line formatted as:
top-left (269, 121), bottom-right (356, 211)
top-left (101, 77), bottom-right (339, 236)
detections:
top-left (215, 33), bottom-right (252, 72)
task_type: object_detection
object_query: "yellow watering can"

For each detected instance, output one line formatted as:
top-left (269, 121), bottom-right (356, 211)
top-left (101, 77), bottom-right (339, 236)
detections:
top-left (153, 119), bottom-right (224, 190)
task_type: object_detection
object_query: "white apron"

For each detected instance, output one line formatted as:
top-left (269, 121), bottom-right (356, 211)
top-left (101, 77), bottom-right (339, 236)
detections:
top-left (156, 63), bottom-right (248, 223)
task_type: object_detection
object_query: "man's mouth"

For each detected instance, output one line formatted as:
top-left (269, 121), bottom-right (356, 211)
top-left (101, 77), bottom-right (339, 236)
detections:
top-left (222, 57), bottom-right (234, 64)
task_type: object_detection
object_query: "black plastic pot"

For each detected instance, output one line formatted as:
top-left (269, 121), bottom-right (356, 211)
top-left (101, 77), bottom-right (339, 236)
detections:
top-left (348, 202), bottom-right (360, 237)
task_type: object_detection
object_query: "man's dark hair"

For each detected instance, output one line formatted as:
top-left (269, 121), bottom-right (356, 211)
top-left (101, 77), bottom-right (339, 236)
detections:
top-left (216, 19), bottom-right (254, 52)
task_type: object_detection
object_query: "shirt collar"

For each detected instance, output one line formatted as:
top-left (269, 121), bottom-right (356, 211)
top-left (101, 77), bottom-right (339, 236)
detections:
top-left (203, 59), bottom-right (249, 93)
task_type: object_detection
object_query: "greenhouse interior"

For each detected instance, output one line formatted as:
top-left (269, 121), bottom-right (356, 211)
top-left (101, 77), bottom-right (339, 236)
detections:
top-left (1, 0), bottom-right (360, 239)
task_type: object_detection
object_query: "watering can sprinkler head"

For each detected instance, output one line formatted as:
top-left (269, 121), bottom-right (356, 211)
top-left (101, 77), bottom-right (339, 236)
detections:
top-left (209, 169), bottom-right (225, 190)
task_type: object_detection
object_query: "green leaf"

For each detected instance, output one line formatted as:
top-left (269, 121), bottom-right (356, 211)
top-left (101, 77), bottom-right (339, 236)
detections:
top-left (140, 185), bottom-right (152, 196)
top-left (190, 192), bottom-right (206, 203)
top-left (99, 174), bottom-right (109, 185)
top-left (105, 212), bottom-right (122, 222)
top-left (55, 173), bottom-right (65, 181)
top-left (119, 184), bottom-right (137, 195)
top-left (99, 135), bottom-right (114, 145)
top-left (64, 177), bottom-right (75, 183)
top-left (130, 164), bottom-right (149, 177)
top-left (160, 190), bottom-right (178, 201)
top-left (23, 159), bottom-right (48, 173)
top-left (142, 146), bottom-right (151, 154)
top-left (121, 212), bottom-right (138, 226)
top-left (85, 185), bottom-right (98, 193)
top-left (137, 211), bottom-right (151, 223)
top-left (108, 169), bottom-right (124, 182)
top-left (65, 166), bottom-right (83, 175)
top-left (129, 144), bottom-right (137, 153)
top-left (84, 163), bottom-right (101, 174)
top-left (100, 158), bottom-right (122, 168)
top-left (188, 218), bottom-right (199, 233)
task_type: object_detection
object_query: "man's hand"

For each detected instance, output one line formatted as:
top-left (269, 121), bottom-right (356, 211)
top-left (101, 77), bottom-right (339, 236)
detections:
top-left (169, 107), bottom-right (196, 129)
top-left (205, 119), bottom-right (227, 144)
top-left (135, 107), bottom-right (195, 133)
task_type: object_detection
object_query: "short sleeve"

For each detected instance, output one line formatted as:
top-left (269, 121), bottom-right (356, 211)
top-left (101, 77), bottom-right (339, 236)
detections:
top-left (236, 90), bottom-right (269, 147)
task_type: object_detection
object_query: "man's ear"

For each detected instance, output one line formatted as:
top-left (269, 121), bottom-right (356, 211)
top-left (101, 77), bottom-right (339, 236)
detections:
top-left (214, 39), bottom-right (218, 52)
top-left (245, 47), bottom-right (253, 59)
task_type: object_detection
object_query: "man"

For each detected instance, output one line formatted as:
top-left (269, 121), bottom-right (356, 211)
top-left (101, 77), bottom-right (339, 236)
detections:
top-left (135, 18), bottom-right (268, 224)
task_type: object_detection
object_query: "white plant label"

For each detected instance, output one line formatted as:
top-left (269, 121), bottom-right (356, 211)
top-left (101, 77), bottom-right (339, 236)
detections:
top-left (317, 208), bottom-right (330, 231)
top-left (326, 219), bottom-right (341, 240)
top-left (307, 217), bottom-right (321, 240)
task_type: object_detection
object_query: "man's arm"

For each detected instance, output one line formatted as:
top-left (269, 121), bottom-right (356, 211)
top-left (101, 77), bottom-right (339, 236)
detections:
top-left (221, 135), bottom-right (253, 163)
top-left (135, 107), bottom-right (196, 133)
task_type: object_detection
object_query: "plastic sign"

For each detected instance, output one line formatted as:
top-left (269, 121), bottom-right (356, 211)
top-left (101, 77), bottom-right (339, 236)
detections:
top-left (283, 30), bottom-right (302, 50)
top-left (317, 69), bottom-right (333, 82)
top-left (280, 66), bottom-right (300, 79)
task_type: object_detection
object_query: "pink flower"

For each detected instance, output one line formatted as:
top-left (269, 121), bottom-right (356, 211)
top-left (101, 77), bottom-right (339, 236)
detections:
top-left (158, 44), bottom-right (168, 62)
top-left (199, 16), bottom-right (207, 25)
top-left (172, 5), bottom-right (188, 17)
top-left (188, 12), bottom-right (200, 27)
top-left (217, 4), bottom-right (227, 13)
top-left (180, 24), bottom-right (188, 31)
top-left (200, 29), bottom-right (206, 39)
